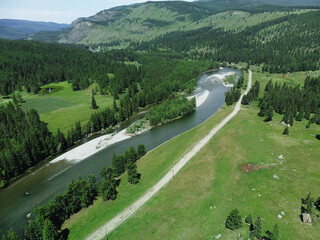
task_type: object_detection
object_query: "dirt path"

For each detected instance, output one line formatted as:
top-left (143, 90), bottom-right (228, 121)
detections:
top-left (85, 70), bottom-right (252, 240)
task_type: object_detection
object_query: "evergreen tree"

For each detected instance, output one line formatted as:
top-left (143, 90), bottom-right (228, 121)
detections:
top-left (264, 105), bottom-right (273, 122)
top-left (113, 98), bottom-right (118, 112)
top-left (245, 213), bottom-right (253, 225)
top-left (42, 219), bottom-right (59, 240)
top-left (225, 209), bottom-right (242, 230)
top-left (283, 126), bottom-right (289, 135)
top-left (56, 129), bottom-right (68, 152)
top-left (91, 92), bottom-right (98, 109)
top-left (270, 223), bottom-right (280, 240)
top-left (99, 178), bottom-right (119, 201)
top-left (250, 216), bottom-right (262, 239)
top-left (137, 144), bottom-right (146, 159)
top-left (127, 161), bottom-right (141, 184)
top-left (111, 153), bottom-right (126, 177)
top-left (301, 192), bottom-right (314, 214)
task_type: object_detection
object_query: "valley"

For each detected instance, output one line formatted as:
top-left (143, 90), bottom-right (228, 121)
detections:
top-left (0, 0), bottom-right (319, 239)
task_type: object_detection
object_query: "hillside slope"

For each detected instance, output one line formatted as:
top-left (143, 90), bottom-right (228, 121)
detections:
top-left (29, 1), bottom-right (314, 46)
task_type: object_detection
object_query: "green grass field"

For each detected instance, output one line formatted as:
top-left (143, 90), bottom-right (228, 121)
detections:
top-left (19, 82), bottom-right (113, 134)
top-left (109, 103), bottom-right (320, 240)
top-left (62, 70), bottom-right (320, 240)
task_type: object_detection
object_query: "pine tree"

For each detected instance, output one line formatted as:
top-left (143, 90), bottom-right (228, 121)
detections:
top-left (251, 216), bottom-right (262, 239)
top-left (137, 144), bottom-right (146, 159)
top-left (42, 219), bottom-right (59, 240)
top-left (264, 105), bottom-right (273, 122)
top-left (301, 192), bottom-right (314, 214)
top-left (272, 223), bottom-right (280, 240)
top-left (113, 98), bottom-right (118, 112)
top-left (91, 92), bottom-right (98, 109)
top-left (127, 161), bottom-right (141, 184)
top-left (225, 209), bottom-right (242, 230)
top-left (245, 213), bottom-right (253, 225)
top-left (283, 126), bottom-right (289, 135)
top-left (99, 178), bottom-right (119, 201)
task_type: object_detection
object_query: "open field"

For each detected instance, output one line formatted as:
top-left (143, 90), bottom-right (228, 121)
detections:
top-left (106, 102), bottom-right (320, 240)
top-left (17, 82), bottom-right (114, 133)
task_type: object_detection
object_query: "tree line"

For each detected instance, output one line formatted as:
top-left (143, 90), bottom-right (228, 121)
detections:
top-left (225, 209), bottom-right (280, 240)
top-left (21, 144), bottom-right (145, 240)
top-left (0, 39), bottom-right (141, 96)
top-left (0, 102), bottom-right (56, 187)
top-left (147, 97), bottom-right (196, 125)
top-left (257, 76), bottom-right (320, 127)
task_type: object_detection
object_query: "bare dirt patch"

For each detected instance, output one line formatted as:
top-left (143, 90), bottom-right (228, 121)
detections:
top-left (241, 163), bottom-right (271, 173)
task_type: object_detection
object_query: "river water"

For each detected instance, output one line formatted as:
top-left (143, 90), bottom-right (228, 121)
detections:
top-left (0, 67), bottom-right (241, 234)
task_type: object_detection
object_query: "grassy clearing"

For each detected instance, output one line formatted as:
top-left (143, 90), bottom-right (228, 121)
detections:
top-left (109, 102), bottom-right (320, 240)
top-left (18, 82), bottom-right (113, 133)
top-left (62, 105), bottom-right (234, 240)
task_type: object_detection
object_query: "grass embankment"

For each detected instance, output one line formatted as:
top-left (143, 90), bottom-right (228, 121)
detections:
top-left (18, 81), bottom-right (113, 134)
top-left (62, 105), bottom-right (234, 239)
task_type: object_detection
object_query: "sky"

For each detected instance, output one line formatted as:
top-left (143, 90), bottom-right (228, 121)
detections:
top-left (0, 0), bottom-right (194, 24)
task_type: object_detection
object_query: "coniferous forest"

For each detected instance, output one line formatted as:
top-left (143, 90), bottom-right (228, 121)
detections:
top-left (136, 10), bottom-right (320, 73)
top-left (0, 39), bottom-right (216, 186)
top-left (257, 76), bottom-right (320, 125)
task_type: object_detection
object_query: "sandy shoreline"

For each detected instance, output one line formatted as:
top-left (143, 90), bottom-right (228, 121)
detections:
top-left (50, 129), bottom-right (131, 164)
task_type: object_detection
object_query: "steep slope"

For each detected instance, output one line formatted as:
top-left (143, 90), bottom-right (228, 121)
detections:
top-left (0, 19), bottom-right (68, 39)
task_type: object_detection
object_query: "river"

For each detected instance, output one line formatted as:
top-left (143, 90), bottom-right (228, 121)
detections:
top-left (0, 67), bottom-right (241, 235)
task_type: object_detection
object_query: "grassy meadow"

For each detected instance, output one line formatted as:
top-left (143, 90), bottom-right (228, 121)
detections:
top-left (18, 82), bottom-right (114, 134)
top-left (109, 102), bottom-right (320, 240)
top-left (62, 70), bottom-right (320, 240)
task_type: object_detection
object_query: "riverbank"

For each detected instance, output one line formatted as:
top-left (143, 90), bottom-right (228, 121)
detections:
top-left (63, 104), bottom-right (235, 240)
top-left (50, 129), bottom-right (131, 163)
top-left (83, 71), bottom-right (252, 240)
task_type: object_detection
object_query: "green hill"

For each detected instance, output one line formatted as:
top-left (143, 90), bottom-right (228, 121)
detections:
top-left (29, 1), bottom-right (317, 47)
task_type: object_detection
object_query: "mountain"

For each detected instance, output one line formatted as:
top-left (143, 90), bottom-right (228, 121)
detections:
top-left (29, 0), bottom-right (319, 46)
top-left (197, 0), bottom-right (320, 6)
top-left (0, 19), bottom-right (69, 40)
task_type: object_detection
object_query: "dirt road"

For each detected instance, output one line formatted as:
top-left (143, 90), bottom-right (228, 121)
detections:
top-left (85, 70), bottom-right (252, 240)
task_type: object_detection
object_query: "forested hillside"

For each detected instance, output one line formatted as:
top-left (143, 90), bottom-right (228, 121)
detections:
top-left (138, 10), bottom-right (320, 73)
top-left (29, 1), bottom-right (317, 46)
top-left (0, 39), bottom-right (140, 96)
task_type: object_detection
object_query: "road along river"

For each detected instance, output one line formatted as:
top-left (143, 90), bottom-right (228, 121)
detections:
top-left (0, 67), bottom-right (241, 234)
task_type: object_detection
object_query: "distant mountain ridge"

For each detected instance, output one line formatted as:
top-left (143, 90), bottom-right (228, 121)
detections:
top-left (197, 0), bottom-right (320, 6)
top-left (29, 0), bottom-right (320, 46)
top-left (0, 19), bottom-right (69, 40)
